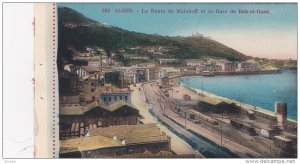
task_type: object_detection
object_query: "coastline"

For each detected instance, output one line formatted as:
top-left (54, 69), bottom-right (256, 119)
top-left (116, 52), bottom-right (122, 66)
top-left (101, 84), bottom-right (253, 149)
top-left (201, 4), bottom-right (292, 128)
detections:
top-left (175, 78), bottom-right (297, 126)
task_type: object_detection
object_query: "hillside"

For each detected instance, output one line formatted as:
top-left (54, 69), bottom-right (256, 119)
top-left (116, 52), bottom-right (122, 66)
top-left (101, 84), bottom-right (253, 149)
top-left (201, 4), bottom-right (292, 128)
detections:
top-left (57, 7), bottom-right (250, 68)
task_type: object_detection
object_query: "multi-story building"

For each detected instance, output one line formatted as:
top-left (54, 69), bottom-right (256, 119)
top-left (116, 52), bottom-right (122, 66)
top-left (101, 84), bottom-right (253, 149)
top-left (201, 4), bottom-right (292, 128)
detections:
top-left (237, 60), bottom-right (260, 72)
top-left (119, 67), bottom-right (137, 85)
top-left (203, 64), bottom-right (217, 72)
top-left (216, 61), bottom-right (235, 72)
top-left (76, 66), bottom-right (100, 77)
top-left (100, 88), bottom-right (131, 104)
top-left (159, 59), bottom-right (179, 65)
top-left (118, 66), bottom-right (157, 85)
top-left (88, 61), bottom-right (102, 67)
top-left (224, 63), bottom-right (236, 72)
top-left (186, 59), bottom-right (205, 67)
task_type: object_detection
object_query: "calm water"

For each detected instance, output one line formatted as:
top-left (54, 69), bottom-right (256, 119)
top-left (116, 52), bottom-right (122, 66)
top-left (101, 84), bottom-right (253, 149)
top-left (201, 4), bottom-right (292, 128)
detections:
top-left (178, 70), bottom-right (297, 120)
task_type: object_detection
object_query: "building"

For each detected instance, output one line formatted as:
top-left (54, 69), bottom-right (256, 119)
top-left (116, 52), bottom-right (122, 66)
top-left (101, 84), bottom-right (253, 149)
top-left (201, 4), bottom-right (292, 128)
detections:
top-left (224, 63), bottom-right (236, 72)
top-left (148, 66), bottom-right (159, 80)
top-left (214, 64), bottom-right (223, 72)
top-left (88, 61), bottom-right (101, 67)
top-left (158, 68), bottom-right (167, 78)
top-left (59, 124), bottom-right (171, 158)
top-left (79, 86), bottom-right (101, 104)
top-left (216, 61), bottom-right (235, 72)
top-left (161, 76), bottom-right (170, 87)
top-left (180, 67), bottom-right (196, 75)
top-left (118, 66), bottom-right (156, 85)
top-left (260, 128), bottom-right (276, 139)
top-left (119, 67), bottom-right (137, 85)
top-left (186, 59), bottom-right (205, 67)
top-left (183, 94), bottom-right (191, 101)
top-left (136, 68), bottom-right (149, 82)
top-left (59, 100), bottom-right (140, 140)
top-left (198, 97), bottom-right (240, 113)
top-left (216, 60), bottom-right (236, 72)
top-left (205, 63), bottom-right (222, 72)
top-left (60, 95), bottom-right (81, 106)
top-left (273, 136), bottom-right (292, 150)
top-left (195, 65), bottom-right (206, 74)
top-left (237, 60), bottom-right (260, 72)
top-left (201, 70), bottom-right (214, 76)
top-left (283, 59), bottom-right (297, 69)
top-left (76, 66), bottom-right (100, 77)
top-left (159, 59), bottom-right (179, 65)
top-left (88, 57), bottom-right (114, 67)
top-left (100, 88), bottom-right (131, 104)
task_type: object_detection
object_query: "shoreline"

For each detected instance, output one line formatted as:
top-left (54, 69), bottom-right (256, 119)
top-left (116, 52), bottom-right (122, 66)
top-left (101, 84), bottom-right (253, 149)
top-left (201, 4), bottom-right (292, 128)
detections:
top-left (145, 81), bottom-right (263, 157)
top-left (174, 78), bottom-right (297, 125)
top-left (169, 69), bottom-right (283, 79)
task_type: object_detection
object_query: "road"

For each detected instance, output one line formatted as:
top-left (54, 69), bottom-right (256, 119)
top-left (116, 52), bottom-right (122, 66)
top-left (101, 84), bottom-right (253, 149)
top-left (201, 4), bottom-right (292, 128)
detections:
top-left (130, 83), bottom-right (203, 157)
top-left (142, 82), bottom-right (262, 158)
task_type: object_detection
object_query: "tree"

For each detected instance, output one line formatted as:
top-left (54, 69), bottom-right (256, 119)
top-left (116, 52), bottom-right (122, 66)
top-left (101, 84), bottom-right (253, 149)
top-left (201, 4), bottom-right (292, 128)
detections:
top-left (104, 72), bottom-right (122, 87)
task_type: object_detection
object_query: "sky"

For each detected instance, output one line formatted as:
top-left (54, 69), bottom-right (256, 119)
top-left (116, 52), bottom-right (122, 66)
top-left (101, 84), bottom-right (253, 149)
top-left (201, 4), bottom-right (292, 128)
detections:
top-left (58, 3), bottom-right (297, 60)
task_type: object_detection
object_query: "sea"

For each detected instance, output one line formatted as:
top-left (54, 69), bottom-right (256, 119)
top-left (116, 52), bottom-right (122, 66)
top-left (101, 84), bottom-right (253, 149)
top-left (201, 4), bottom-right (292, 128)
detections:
top-left (177, 70), bottom-right (297, 121)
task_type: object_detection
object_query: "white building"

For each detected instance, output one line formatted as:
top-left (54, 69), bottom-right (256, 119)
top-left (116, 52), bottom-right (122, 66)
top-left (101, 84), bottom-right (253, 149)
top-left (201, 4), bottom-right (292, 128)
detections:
top-left (159, 59), bottom-right (179, 65)
top-left (64, 64), bottom-right (74, 72)
top-left (186, 59), bottom-right (205, 67)
top-left (121, 67), bottom-right (137, 84)
top-left (76, 66), bottom-right (100, 77)
top-left (88, 61), bottom-right (102, 67)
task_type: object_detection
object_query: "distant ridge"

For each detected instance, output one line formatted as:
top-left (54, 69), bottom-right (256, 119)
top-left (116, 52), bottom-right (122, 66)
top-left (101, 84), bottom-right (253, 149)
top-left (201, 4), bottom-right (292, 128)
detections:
top-left (58, 7), bottom-right (250, 67)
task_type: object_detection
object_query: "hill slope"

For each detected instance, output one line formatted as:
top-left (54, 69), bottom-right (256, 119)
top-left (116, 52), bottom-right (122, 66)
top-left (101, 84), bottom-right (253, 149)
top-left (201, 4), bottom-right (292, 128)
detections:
top-left (57, 7), bottom-right (249, 67)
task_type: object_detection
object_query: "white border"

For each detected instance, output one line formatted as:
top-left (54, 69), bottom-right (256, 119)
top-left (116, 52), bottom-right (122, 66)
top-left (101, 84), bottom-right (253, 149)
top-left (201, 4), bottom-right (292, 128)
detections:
top-left (1, 1), bottom-right (299, 164)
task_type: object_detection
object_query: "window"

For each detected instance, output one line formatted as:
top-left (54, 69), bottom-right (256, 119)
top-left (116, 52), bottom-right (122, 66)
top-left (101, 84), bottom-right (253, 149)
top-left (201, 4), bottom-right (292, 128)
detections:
top-left (103, 97), bottom-right (107, 102)
top-left (120, 96), bottom-right (123, 100)
top-left (109, 97), bottom-right (111, 102)
top-left (115, 96), bottom-right (117, 101)
top-left (125, 96), bottom-right (128, 101)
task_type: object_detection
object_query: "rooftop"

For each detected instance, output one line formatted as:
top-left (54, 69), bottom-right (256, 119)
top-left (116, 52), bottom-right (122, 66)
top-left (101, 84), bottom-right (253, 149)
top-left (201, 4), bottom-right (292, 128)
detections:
top-left (60, 124), bottom-right (169, 153)
top-left (60, 100), bottom-right (138, 116)
top-left (88, 124), bottom-right (169, 145)
top-left (107, 100), bottom-right (137, 112)
top-left (274, 136), bottom-right (292, 142)
top-left (159, 58), bottom-right (178, 61)
top-left (199, 96), bottom-right (225, 106)
top-left (60, 95), bottom-right (80, 104)
top-left (101, 87), bottom-right (131, 94)
top-left (79, 66), bottom-right (100, 73)
top-left (60, 135), bottom-right (121, 153)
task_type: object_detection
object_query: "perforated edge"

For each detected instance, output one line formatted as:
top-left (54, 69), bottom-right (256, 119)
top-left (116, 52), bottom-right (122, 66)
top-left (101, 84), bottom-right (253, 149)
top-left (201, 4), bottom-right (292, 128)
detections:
top-left (52, 3), bottom-right (57, 158)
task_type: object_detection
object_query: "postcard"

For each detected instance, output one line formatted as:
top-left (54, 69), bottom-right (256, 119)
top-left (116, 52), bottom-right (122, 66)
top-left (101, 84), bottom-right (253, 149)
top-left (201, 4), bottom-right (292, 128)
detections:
top-left (31, 2), bottom-right (298, 159)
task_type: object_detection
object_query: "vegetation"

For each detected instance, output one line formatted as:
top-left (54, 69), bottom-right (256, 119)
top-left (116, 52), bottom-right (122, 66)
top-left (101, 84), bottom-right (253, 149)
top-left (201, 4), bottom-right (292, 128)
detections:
top-left (58, 7), bottom-right (250, 69)
top-left (104, 72), bottom-right (122, 87)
